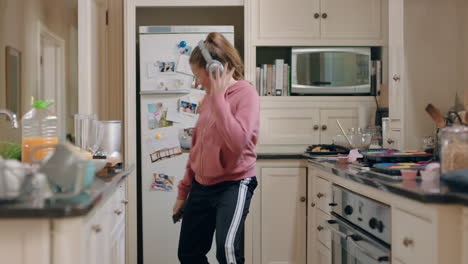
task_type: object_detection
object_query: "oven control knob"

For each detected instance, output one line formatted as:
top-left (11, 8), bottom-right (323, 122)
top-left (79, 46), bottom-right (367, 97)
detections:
top-left (344, 205), bottom-right (353, 215)
top-left (369, 218), bottom-right (378, 229)
top-left (378, 221), bottom-right (385, 233)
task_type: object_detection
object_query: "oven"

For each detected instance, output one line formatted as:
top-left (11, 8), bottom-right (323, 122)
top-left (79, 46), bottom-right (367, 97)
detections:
top-left (324, 185), bottom-right (391, 264)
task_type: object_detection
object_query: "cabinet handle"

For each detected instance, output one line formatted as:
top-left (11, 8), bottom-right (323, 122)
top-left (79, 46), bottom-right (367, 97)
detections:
top-left (114, 209), bottom-right (123, 215)
top-left (121, 199), bottom-right (129, 205)
top-left (393, 74), bottom-right (401, 82)
top-left (311, 202), bottom-right (316, 207)
top-left (314, 13), bottom-right (320, 19)
top-left (387, 138), bottom-right (395, 144)
top-left (322, 125), bottom-right (327, 131)
top-left (92, 225), bottom-right (102, 233)
top-left (403, 238), bottom-right (414, 247)
top-left (300, 196), bottom-right (306, 202)
top-left (313, 125), bottom-right (319, 130)
top-left (317, 225), bottom-right (324, 232)
top-left (322, 13), bottom-right (328, 19)
top-left (317, 192), bottom-right (324, 199)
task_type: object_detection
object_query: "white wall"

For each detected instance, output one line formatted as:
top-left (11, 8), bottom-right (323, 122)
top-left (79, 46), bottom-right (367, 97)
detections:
top-left (0, 0), bottom-right (78, 141)
top-left (402, 0), bottom-right (468, 149)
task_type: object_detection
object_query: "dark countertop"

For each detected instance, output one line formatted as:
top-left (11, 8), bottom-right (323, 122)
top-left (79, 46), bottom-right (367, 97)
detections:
top-left (0, 165), bottom-right (135, 218)
top-left (307, 159), bottom-right (468, 206)
top-left (257, 153), bottom-right (306, 159)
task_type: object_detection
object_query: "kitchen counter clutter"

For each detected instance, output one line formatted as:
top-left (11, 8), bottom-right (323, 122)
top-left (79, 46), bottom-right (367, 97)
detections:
top-left (0, 165), bottom-right (134, 218)
top-left (252, 155), bottom-right (467, 264)
top-left (308, 159), bottom-right (468, 206)
top-left (257, 153), bottom-right (468, 205)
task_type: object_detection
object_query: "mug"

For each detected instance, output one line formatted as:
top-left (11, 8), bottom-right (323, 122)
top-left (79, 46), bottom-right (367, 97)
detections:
top-left (31, 142), bottom-right (95, 197)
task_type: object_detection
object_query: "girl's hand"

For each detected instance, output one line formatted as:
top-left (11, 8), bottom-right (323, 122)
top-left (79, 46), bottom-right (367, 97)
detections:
top-left (173, 199), bottom-right (186, 216)
top-left (209, 63), bottom-right (235, 96)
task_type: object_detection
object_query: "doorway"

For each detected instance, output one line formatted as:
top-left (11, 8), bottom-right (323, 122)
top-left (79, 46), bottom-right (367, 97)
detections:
top-left (37, 22), bottom-right (66, 140)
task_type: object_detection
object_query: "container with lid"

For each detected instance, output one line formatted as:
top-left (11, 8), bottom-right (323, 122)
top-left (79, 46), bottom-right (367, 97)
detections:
top-left (439, 126), bottom-right (468, 174)
top-left (21, 100), bottom-right (58, 163)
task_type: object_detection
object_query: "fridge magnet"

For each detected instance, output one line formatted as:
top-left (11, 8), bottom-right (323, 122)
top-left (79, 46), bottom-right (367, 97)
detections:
top-left (175, 54), bottom-right (193, 76)
top-left (178, 100), bottom-right (198, 116)
top-left (150, 146), bottom-right (182, 163)
top-left (147, 102), bottom-right (173, 129)
top-left (158, 61), bottom-right (175, 73)
top-left (177, 41), bottom-right (193, 56)
top-left (166, 106), bottom-right (185, 123)
top-left (179, 128), bottom-right (194, 150)
top-left (146, 61), bottom-right (160, 79)
top-left (145, 127), bottom-right (183, 163)
top-left (156, 78), bottom-right (186, 91)
top-left (151, 173), bottom-right (174, 191)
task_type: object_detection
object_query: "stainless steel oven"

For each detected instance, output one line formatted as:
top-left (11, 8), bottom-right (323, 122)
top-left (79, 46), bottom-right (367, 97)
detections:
top-left (325, 185), bottom-right (391, 264)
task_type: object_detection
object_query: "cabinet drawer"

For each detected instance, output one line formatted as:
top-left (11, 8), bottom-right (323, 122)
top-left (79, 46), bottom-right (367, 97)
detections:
top-left (315, 176), bottom-right (332, 213)
top-left (316, 209), bottom-right (331, 249)
top-left (393, 209), bottom-right (435, 264)
top-left (315, 240), bottom-right (331, 264)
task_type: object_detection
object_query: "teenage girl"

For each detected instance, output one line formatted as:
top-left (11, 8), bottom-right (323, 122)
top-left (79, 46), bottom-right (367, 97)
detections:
top-left (173, 32), bottom-right (260, 264)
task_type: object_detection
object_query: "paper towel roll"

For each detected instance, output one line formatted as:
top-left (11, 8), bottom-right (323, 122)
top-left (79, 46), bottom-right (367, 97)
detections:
top-left (358, 105), bottom-right (371, 130)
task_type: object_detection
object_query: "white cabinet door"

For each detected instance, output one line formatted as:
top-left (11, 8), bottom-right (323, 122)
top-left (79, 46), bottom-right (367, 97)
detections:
top-left (320, 0), bottom-right (381, 40)
top-left (0, 220), bottom-right (50, 264)
top-left (392, 208), bottom-right (435, 264)
top-left (315, 242), bottom-right (332, 264)
top-left (110, 220), bottom-right (126, 264)
top-left (260, 167), bottom-right (307, 264)
top-left (319, 109), bottom-right (359, 144)
top-left (259, 108), bottom-right (320, 145)
top-left (85, 221), bottom-right (107, 264)
top-left (253, 0), bottom-right (320, 45)
top-left (462, 209), bottom-right (468, 264)
top-left (388, 0), bottom-right (404, 123)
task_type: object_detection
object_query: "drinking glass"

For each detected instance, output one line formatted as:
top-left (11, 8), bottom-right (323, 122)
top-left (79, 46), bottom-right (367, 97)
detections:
top-left (87, 120), bottom-right (104, 155)
top-left (74, 114), bottom-right (97, 151)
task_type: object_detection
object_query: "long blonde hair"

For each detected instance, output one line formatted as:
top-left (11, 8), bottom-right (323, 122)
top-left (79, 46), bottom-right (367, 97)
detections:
top-left (189, 32), bottom-right (244, 80)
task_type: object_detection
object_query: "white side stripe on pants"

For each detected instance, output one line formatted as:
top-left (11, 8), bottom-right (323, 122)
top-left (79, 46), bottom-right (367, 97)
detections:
top-left (225, 178), bottom-right (251, 264)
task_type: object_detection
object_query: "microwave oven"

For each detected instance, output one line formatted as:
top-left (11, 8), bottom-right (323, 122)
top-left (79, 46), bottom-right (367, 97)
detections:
top-left (291, 47), bottom-right (373, 95)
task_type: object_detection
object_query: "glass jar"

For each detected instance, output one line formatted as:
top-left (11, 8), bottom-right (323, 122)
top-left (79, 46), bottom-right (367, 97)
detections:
top-left (439, 126), bottom-right (468, 174)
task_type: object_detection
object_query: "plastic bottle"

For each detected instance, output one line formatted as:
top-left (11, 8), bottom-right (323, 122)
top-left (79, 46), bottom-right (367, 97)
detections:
top-left (21, 100), bottom-right (58, 163)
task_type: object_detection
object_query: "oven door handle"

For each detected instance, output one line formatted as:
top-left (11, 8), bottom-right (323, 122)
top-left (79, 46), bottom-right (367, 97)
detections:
top-left (324, 220), bottom-right (348, 239)
top-left (348, 234), bottom-right (390, 263)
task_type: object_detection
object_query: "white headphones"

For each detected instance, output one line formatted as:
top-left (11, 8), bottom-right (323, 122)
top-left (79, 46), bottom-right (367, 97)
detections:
top-left (198, 40), bottom-right (224, 76)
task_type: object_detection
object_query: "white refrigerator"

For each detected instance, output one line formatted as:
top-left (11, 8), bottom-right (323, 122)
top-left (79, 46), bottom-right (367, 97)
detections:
top-left (138, 26), bottom-right (234, 263)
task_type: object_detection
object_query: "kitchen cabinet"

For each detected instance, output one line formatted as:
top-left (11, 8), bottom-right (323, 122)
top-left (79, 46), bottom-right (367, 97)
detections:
top-left (314, 242), bottom-right (332, 264)
top-left (260, 167), bottom-right (307, 264)
top-left (319, 109), bottom-right (358, 147)
top-left (251, 0), bottom-right (383, 46)
top-left (320, 0), bottom-right (381, 40)
top-left (307, 167), bottom-right (332, 264)
top-left (246, 160), bottom-right (307, 264)
top-left (463, 209), bottom-right (468, 264)
top-left (0, 183), bottom-right (127, 264)
top-left (0, 220), bottom-right (50, 264)
top-left (259, 108), bottom-right (320, 146)
top-left (387, 0), bottom-right (404, 146)
top-left (392, 208), bottom-right (435, 264)
top-left (257, 97), bottom-right (373, 153)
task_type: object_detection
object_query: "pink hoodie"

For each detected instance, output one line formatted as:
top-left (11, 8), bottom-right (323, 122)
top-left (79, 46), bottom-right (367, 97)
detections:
top-left (177, 80), bottom-right (260, 200)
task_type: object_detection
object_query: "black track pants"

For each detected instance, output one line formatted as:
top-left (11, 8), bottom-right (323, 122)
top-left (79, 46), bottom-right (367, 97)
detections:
top-left (178, 177), bottom-right (257, 264)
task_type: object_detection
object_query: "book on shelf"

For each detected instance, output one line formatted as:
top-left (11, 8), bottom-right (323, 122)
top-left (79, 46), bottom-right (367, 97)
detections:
top-left (255, 60), bottom-right (290, 96)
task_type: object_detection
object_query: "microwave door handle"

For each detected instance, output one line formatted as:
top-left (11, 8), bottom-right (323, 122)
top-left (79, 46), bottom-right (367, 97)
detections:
top-left (348, 234), bottom-right (390, 263)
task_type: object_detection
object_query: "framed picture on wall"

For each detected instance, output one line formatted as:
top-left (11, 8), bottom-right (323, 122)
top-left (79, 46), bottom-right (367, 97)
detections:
top-left (5, 46), bottom-right (21, 116)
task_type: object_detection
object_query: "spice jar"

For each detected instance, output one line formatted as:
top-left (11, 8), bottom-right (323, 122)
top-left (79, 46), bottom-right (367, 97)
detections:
top-left (439, 126), bottom-right (468, 174)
